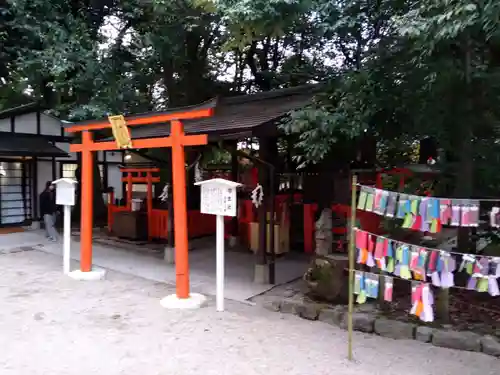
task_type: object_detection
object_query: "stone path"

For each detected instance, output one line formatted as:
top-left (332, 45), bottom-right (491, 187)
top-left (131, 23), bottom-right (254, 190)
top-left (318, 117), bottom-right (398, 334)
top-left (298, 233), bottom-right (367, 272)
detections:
top-left (0, 250), bottom-right (498, 375)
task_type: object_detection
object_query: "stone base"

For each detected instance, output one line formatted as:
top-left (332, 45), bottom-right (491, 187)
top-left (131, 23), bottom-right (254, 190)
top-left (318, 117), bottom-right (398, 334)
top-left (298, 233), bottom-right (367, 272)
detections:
top-left (253, 264), bottom-right (270, 284)
top-left (68, 268), bottom-right (106, 281)
top-left (228, 236), bottom-right (238, 248)
top-left (164, 246), bottom-right (175, 264)
top-left (160, 293), bottom-right (207, 309)
top-left (30, 221), bottom-right (41, 230)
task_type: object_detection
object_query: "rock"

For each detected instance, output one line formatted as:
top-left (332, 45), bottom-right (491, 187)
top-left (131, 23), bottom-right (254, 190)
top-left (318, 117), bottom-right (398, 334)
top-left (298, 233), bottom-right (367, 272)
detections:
top-left (283, 289), bottom-right (297, 298)
top-left (415, 326), bottom-right (434, 343)
top-left (340, 312), bottom-right (375, 333)
top-left (374, 318), bottom-right (416, 340)
top-left (432, 330), bottom-right (481, 352)
top-left (294, 303), bottom-right (321, 320)
top-left (33, 312), bottom-right (45, 321)
top-left (263, 300), bottom-right (281, 312)
top-left (303, 254), bottom-right (350, 303)
top-left (481, 335), bottom-right (500, 357)
top-left (318, 306), bottom-right (344, 327)
top-left (280, 299), bottom-right (301, 314)
top-left (356, 303), bottom-right (378, 314)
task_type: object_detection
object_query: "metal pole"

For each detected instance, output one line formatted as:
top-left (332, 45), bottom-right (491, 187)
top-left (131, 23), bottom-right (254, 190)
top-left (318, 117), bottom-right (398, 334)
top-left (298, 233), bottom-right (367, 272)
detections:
top-left (216, 214), bottom-right (225, 311)
top-left (347, 173), bottom-right (357, 361)
top-left (63, 205), bottom-right (71, 274)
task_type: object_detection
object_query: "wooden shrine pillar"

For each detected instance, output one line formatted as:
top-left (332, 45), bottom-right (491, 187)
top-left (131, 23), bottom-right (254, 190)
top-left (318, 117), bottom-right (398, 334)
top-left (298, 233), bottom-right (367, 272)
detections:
top-left (126, 174), bottom-right (133, 209)
top-left (81, 131), bottom-right (94, 272)
top-left (254, 136), bottom-right (278, 284)
top-left (229, 141), bottom-right (239, 243)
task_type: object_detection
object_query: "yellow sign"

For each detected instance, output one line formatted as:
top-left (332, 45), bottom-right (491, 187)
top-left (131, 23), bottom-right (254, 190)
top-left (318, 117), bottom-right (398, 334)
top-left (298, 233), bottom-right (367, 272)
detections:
top-left (108, 115), bottom-right (133, 149)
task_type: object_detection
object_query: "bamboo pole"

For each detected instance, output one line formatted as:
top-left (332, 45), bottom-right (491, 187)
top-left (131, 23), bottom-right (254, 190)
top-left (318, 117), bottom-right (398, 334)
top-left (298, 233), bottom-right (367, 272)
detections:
top-left (347, 174), bottom-right (358, 361)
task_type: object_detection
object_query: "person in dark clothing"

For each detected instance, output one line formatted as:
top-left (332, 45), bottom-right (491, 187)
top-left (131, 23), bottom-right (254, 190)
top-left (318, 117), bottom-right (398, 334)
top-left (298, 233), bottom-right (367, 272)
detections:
top-left (40, 181), bottom-right (58, 241)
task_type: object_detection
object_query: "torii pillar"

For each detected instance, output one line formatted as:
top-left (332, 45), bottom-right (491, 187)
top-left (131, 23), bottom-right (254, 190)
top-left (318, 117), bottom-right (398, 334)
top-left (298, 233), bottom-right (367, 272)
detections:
top-left (65, 109), bottom-right (212, 308)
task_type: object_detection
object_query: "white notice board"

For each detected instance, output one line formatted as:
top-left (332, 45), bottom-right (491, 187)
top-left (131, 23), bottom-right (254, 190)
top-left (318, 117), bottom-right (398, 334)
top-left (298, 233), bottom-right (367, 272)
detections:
top-left (56, 187), bottom-right (76, 206)
top-left (200, 185), bottom-right (237, 217)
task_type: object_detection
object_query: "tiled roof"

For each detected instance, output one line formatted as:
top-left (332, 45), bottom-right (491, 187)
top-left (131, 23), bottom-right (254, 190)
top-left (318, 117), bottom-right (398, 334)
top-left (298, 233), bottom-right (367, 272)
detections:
top-left (108, 84), bottom-right (321, 141)
top-left (0, 133), bottom-right (68, 157)
top-left (0, 102), bottom-right (42, 120)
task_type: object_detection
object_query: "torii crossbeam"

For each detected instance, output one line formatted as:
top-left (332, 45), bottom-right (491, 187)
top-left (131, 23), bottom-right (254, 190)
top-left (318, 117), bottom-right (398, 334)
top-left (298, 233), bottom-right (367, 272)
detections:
top-left (66, 106), bottom-right (213, 299)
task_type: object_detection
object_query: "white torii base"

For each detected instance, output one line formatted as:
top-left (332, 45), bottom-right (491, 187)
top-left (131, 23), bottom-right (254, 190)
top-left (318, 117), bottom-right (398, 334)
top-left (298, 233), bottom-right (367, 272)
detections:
top-left (68, 268), bottom-right (106, 281)
top-left (160, 293), bottom-right (207, 310)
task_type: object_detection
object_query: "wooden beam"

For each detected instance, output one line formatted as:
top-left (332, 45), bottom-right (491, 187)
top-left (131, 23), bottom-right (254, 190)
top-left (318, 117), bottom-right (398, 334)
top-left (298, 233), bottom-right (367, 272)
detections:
top-left (70, 134), bottom-right (207, 153)
top-left (182, 134), bottom-right (208, 147)
top-left (120, 177), bottom-right (160, 183)
top-left (65, 108), bottom-right (213, 133)
top-left (119, 168), bottom-right (160, 173)
top-left (71, 137), bottom-right (173, 152)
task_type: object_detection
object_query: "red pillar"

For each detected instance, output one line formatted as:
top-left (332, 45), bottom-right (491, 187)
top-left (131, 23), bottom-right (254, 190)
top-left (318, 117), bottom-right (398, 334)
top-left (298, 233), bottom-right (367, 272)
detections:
top-left (171, 120), bottom-right (190, 298)
top-left (81, 131), bottom-right (94, 272)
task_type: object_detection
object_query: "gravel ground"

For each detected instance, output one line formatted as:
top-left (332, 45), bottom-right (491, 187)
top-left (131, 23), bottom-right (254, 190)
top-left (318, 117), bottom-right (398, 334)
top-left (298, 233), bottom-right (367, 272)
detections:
top-left (0, 250), bottom-right (498, 375)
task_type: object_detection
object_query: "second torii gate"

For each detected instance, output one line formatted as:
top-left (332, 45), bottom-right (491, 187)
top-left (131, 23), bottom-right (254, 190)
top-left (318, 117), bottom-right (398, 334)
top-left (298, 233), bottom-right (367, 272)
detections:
top-left (66, 105), bottom-right (213, 300)
top-left (117, 166), bottom-right (160, 240)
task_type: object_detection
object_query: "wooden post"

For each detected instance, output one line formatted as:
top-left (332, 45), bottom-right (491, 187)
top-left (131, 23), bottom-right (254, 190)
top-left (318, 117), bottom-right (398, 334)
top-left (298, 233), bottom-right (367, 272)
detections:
top-left (230, 141), bottom-right (239, 239)
top-left (107, 190), bottom-right (114, 232)
top-left (347, 174), bottom-right (357, 361)
top-left (257, 138), bottom-right (269, 268)
top-left (147, 173), bottom-right (153, 240)
top-left (126, 173), bottom-right (132, 210)
top-left (81, 131), bottom-right (94, 272)
top-left (171, 120), bottom-right (190, 298)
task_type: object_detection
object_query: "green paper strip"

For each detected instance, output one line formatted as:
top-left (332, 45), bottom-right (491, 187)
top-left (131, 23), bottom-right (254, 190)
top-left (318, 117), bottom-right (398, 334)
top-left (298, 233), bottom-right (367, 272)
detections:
top-left (386, 257), bottom-right (395, 273)
top-left (357, 191), bottom-right (368, 210)
top-left (400, 266), bottom-right (412, 280)
top-left (402, 214), bottom-right (413, 228)
top-left (477, 278), bottom-right (488, 293)
top-left (396, 247), bottom-right (403, 262)
top-left (410, 199), bottom-right (420, 215)
top-left (356, 290), bottom-right (367, 304)
top-left (466, 263), bottom-right (473, 275)
top-left (365, 192), bottom-right (374, 211)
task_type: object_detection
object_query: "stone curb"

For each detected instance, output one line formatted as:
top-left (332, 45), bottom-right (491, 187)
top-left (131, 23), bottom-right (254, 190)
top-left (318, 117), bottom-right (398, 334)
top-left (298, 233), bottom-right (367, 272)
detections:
top-left (263, 297), bottom-right (500, 358)
top-left (0, 246), bottom-right (36, 255)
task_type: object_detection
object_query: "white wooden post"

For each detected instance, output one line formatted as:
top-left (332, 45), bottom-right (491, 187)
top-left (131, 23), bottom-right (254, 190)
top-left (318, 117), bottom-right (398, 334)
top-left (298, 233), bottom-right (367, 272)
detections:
top-left (195, 178), bottom-right (242, 312)
top-left (64, 205), bottom-right (71, 274)
top-left (52, 178), bottom-right (78, 275)
top-left (216, 214), bottom-right (225, 311)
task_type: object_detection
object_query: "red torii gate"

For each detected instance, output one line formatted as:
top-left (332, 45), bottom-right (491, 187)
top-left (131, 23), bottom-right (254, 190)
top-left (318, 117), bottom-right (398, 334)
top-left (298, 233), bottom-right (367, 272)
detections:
top-left (107, 167), bottom-right (160, 240)
top-left (122, 167), bottom-right (160, 211)
top-left (67, 107), bottom-right (212, 299)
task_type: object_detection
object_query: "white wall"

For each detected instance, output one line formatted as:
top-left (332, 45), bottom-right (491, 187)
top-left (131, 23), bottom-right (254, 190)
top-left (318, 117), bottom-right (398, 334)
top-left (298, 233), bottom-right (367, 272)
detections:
top-left (124, 152), bottom-right (149, 164)
top-left (40, 113), bottom-right (62, 136)
top-left (0, 111), bottom-right (63, 136)
top-left (0, 118), bottom-right (10, 132)
top-left (14, 113), bottom-right (37, 134)
top-left (106, 151), bottom-right (123, 163)
top-left (55, 142), bottom-right (77, 160)
top-left (107, 165), bottom-right (123, 200)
